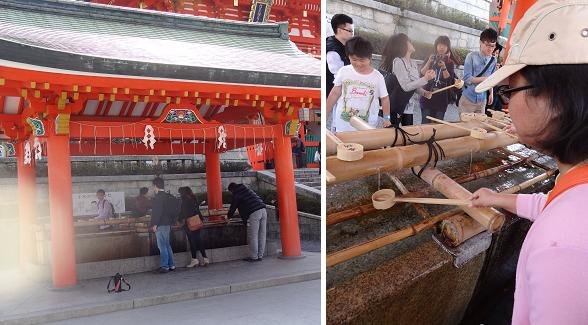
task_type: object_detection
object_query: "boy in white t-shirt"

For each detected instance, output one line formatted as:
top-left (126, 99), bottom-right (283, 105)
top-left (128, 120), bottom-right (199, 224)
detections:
top-left (326, 36), bottom-right (390, 132)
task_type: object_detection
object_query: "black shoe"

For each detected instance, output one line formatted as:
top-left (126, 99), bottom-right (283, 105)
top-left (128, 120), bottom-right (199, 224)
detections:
top-left (157, 267), bottom-right (169, 273)
top-left (242, 258), bottom-right (258, 262)
top-left (256, 258), bottom-right (263, 262)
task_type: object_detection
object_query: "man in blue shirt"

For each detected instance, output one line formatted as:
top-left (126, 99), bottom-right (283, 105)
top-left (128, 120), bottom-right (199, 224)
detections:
top-left (459, 28), bottom-right (498, 116)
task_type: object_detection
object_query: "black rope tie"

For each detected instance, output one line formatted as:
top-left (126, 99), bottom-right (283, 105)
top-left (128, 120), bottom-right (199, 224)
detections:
top-left (385, 124), bottom-right (419, 147)
top-left (410, 128), bottom-right (446, 178)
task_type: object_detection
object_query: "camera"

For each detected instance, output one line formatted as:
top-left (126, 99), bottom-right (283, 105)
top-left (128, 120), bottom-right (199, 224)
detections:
top-left (432, 53), bottom-right (448, 67)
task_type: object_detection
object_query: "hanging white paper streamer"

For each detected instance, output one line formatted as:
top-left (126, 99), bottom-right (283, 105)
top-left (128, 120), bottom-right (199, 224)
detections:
top-left (33, 138), bottom-right (42, 161)
top-left (142, 125), bottom-right (156, 150)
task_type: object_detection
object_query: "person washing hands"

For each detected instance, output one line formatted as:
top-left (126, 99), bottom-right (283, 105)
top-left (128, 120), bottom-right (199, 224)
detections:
top-left (469, 1), bottom-right (588, 324)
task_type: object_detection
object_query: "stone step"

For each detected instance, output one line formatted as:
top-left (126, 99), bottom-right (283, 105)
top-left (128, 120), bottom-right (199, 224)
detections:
top-left (299, 182), bottom-right (321, 187)
top-left (295, 177), bottom-right (319, 183)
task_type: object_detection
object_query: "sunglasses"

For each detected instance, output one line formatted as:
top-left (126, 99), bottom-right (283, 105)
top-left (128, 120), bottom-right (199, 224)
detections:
top-left (338, 27), bottom-right (353, 34)
top-left (496, 84), bottom-right (535, 105)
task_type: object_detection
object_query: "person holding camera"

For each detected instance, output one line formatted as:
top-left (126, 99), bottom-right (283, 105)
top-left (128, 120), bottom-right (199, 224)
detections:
top-left (419, 36), bottom-right (459, 123)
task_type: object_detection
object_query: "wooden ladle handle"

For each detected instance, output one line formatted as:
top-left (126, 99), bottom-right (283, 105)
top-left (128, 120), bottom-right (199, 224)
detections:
top-left (425, 116), bottom-right (471, 132)
top-left (392, 197), bottom-right (471, 206)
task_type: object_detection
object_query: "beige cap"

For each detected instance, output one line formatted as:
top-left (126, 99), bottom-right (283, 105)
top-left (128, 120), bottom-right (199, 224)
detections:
top-left (476, 0), bottom-right (588, 92)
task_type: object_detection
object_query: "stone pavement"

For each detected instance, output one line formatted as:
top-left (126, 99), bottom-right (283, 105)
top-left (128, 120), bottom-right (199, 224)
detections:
top-left (49, 280), bottom-right (321, 325)
top-left (0, 252), bottom-right (320, 325)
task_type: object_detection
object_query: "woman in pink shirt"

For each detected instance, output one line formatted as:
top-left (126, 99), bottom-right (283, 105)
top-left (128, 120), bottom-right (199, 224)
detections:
top-left (471, 1), bottom-right (588, 324)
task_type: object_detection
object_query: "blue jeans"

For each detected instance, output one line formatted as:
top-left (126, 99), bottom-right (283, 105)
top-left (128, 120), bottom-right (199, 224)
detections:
top-left (155, 225), bottom-right (175, 269)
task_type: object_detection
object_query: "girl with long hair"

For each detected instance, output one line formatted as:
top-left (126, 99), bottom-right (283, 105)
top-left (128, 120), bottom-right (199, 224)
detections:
top-left (379, 33), bottom-right (434, 126)
top-left (419, 35), bottom-right (459, 123)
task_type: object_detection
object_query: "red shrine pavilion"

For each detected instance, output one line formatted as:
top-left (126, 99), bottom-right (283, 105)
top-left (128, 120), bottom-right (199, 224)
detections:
top-left (0, 0), bottom-right (320, 288)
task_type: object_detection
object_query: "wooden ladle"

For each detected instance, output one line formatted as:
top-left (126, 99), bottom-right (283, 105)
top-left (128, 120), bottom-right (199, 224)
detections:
top-left (478, 121), bottom-right (518, 139)
top-left (487, 109), bottom-right (511, 121)
top-left (372, 189), bottom-right (471, 210)
top-left (459, 112), bottom-right (487, 122)
top-left (426, 116), bottom-right (488, 139)
top-left (336, 142), bottom-right (364, 161)
top-left (430, 79), bottom-right (465, 95)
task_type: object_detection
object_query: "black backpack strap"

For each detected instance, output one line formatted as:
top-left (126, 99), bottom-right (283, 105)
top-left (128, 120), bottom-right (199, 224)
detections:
top-left (476, 56), bottom-right (495, 77)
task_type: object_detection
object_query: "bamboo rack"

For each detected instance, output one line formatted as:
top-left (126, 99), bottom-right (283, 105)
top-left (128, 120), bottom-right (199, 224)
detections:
top-left (327, 169), bottom-right (557, 266)
top-left (327, 121), bottom-right (500, 155)
top-left (326, 157), bottom-right (528, 226)
top-left (327, 132), bottom-right (518, 184)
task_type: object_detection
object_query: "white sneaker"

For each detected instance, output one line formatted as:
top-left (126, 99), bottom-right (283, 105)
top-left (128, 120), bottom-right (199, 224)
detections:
top-left (99, 224), bottom-right (111, 230)
top-left (186, 258), bottom-right (199, 268)
top-left (200, 257), bottom-right (209, 266)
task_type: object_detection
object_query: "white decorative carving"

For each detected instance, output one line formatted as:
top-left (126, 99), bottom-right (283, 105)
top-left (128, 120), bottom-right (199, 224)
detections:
top-left (142, 125), bottom-right (156, 150)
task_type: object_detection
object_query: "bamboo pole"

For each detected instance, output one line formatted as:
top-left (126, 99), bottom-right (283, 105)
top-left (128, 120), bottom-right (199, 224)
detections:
top-left (453, 158), bottom-right (527, 183)
top-left (441, 168), bottom-right (557, 246)
top-left (327, 132), bottom-right (518, 184)
top-left (326, 121), bottom-right (499, 155)
top-left (419, 168), bottom-right (505, 232)
top-left (326, 209), bottom-right (463, 267)
top-left (501, 168), bottom-right (557, 194)
top-left (349, 116), bottom-right (373, 131)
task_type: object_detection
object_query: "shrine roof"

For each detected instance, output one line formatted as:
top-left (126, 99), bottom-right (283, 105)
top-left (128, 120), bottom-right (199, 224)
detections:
top-left (0, 0), bottom-right (320, 89)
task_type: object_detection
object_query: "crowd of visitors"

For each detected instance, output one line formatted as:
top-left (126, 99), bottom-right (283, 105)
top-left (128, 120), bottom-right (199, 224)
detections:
top-left (94, 177), bottom-right (268, 273)
top-left (326, 13), bottom-right (503, 129)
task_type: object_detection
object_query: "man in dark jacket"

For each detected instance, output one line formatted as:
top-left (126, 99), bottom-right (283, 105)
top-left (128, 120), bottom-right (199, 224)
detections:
top-left (150, 177), bottom-right (175, 273)
top-left (292, 135), bottom-right (306, 169)
top-left (326, 14), bottom-right (353, 96)
top-left (227, 183), bottom-right (267, 262)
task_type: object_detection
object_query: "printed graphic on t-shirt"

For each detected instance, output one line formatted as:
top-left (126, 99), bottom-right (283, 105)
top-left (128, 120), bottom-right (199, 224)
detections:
top-left (340, 79), bottom-right (375, 122)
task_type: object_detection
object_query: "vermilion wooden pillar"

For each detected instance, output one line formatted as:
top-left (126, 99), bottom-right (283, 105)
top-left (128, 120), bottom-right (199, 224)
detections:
top-left (498, 0), bottom-right (512, 35)
top-left (205, 152), bottom-right (223, 209)
top-left (47, 133), bottom-right (77, 288)
top-left (506, 0), bottom-right (536, 60)
top-left (273, 128), bottom-right (302, 257)
top-left (15, 141), bottom-right (37, 268)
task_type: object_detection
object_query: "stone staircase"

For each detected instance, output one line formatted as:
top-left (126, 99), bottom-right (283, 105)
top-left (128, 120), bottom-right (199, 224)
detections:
top-left (256, 168), bottom-right (321, 200)
top-left (293, 168), bottom-right (321, 191)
